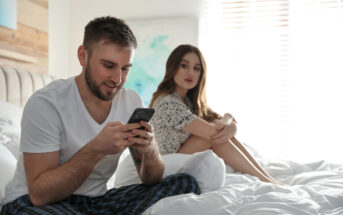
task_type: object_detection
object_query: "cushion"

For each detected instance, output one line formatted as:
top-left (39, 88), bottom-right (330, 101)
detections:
top-left (0, 101), bottom-right (23, 159)
top-left (0, 101), bottom-right (22, 128)
top-left (114, 149), bottom-right (226, 193)
top-left (179, 150), bottom-right (226, 193)
top-left (114, 149), bottom-right (142, 187)
top-left (0, 144), bottom-right (17, 201)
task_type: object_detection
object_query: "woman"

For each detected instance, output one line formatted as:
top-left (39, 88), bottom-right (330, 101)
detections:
top-left (149, 44), bottom-right (281, 184)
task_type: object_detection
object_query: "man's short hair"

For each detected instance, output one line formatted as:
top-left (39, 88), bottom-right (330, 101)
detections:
top-left (83, 16), bottom-right (137, 54)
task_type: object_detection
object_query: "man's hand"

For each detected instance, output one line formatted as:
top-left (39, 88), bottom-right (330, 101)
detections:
top-left (91, 121), bottom-right (142, 155)
top-left (210, 113), bottom-right (237, 144)
top-left (127, 121), bottom-right (158, 158)
top-left (127, 121), bottom-right (164, 185)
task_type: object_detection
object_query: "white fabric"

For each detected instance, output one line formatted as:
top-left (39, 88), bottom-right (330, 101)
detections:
top-left (0, 101), bottom-right (22, 212)
top-left (150, 92), bottom-right (197, 155)
top-left (115, 150), bottom-right (226, 193)
top-left (114, 148), bottom-right (142, 187)
top-left (179, 150), bottom-right (226, 193)
top-left (143, 156), bottom-right (343, 215)
top-left (0, 145), bottom-right (16, 206)
top-left (1, 77), bottom-right (144, 207)
top-left (0, 101), bottom-right (22, 159)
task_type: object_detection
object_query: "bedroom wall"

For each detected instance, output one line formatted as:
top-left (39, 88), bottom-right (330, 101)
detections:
top-left (49, 0), bottom-right (70, 79)
top-left (49, 0), bottom-right (203, 78)
top-left (0, 0), bottom-right (49, 74)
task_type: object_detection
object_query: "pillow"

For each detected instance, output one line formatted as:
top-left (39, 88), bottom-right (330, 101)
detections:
top-left (0, 144), bottom-right (17, 202)
top-left (161, 153), bottom-right (191, 176)
top-left (0, 133), bottom-right (20, 160)
top-left (0, 101), bottom-right (23, 159)
top-left (114, 149), bottom-right (226, 193)
top-left (179, 150), bottom-right (226, 193)
top-left (114, 149), bottom-right (142, 187)
top-left (114, 150), bottom-right (191, 188)
top-left (0, 101), bottom-right (23, 128)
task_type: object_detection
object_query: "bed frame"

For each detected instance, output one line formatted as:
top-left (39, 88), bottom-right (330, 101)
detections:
top-left (0, 65), bottom-right (54, 107)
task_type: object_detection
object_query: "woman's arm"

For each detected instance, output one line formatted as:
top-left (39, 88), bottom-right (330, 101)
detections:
top-left (153, 95), bottom-right (236, 144)
top-left (182, 118), bottom-right (217, 139)
top-left (182, 114), bottom-right (236, 143)
top-left (210, 113), bottom-right (237, 144)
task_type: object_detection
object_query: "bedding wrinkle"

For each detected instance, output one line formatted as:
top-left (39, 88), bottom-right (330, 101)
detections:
top-left (142, 157), bottom-right (343, 215)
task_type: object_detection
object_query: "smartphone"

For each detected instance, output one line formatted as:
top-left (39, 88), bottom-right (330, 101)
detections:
top-left (127, 108), bottom-right (155, 165)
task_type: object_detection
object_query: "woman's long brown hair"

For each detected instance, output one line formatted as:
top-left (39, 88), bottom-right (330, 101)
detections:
top-left (149, 44), bottom-right (221, 122)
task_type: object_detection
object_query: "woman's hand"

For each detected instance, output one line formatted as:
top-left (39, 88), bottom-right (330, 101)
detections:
top-left (221, 113), bottom-right (237, 124)
top-left (210, 113), bottom-right (237, 144)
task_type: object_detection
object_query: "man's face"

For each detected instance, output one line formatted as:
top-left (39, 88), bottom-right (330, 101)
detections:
top-left (84, 41), bottom-right (135, 101)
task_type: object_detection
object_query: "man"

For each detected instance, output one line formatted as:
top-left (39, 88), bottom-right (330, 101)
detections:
top-left (0, 16), bottom-right (200, 215)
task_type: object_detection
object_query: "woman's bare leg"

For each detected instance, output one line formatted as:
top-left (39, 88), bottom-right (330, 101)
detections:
top-left (230, 137), bottom-right (281, 184)
top-left (178, 135), bottom-right (276, 183)
top-left (178, 135), bottom-right (212, 154)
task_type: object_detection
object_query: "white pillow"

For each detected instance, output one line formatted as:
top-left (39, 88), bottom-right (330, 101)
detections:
top-left (161, 153), bottom-right (191, 176)
top-left (114, 150), bottom-right (226, 193)
top-left (179, 150), bottom-right (226, 193)
top-left (114, 151), bottom-right (191, 188)
top-left (0, 133), bottom-right (20, 160)
top-left (114, 149), bottom-right (142, 187)
top-left (0, 101), bottom-right (22, 128)
top-left (0, 101), bottom-right (23, 160)
top-left (0, 144), bottom-right (17, 202)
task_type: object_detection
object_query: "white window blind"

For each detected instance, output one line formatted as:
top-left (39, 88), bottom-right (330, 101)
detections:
top-left (199, 0), bottom-right (343, 163)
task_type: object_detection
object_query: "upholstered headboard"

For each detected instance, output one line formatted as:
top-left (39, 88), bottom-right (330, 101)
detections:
top-left (0, 65), bottom-right (54, 107)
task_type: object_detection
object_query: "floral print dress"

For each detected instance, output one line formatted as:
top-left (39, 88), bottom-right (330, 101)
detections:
top-left (150, 92), bottom-right (197, 155)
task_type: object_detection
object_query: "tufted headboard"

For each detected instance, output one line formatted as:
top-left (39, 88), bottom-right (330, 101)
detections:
top-left (0, 65), bottom-right (55, 107)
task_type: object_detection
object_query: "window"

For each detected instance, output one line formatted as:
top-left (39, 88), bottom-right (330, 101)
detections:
top-left (200, 0), bottom-right (343, 163)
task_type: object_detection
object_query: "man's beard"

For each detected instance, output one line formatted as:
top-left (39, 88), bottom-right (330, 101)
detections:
top-left (84, 65), bottom-right (121, 101)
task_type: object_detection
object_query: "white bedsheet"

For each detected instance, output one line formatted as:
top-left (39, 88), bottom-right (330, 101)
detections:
top-left (143, 159), bottom-right (343, 215)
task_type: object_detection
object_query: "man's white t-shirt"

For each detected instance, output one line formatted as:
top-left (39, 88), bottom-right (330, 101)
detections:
top-left (1, 77), bottom-right (144, 206)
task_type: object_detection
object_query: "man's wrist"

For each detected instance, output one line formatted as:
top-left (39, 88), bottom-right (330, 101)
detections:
top-left (142, 144), bottom-right (160, 162)
top-left (87, 139), bottom-right (105, 160)
top-left (143, 149), bottom-right (158, 160)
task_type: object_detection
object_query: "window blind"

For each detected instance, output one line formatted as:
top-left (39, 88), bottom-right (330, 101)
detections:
top-left (200, 0), bottom-right (343, 163)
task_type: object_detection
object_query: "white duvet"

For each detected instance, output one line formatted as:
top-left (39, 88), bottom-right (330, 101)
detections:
top-left (142, 154), bottom-right (343, 215)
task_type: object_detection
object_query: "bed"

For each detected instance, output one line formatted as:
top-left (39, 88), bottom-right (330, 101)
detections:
top-left (0, 66), bottom-right (54, 210)
top-left (113, 145), bottom-right (343, 215)
top-left (1, 66), bottom-right (343, 214)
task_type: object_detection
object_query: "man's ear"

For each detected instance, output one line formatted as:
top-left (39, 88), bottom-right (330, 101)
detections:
top-left (78, 45), bottom-right (88, 67)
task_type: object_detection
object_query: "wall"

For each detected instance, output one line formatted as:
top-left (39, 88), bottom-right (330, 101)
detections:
top-left (49, 0), bottom-right (70, 78)
top-left (0, 0), bottom-right (49, 74)
top-left (49, 0), bottom-right (204, 78)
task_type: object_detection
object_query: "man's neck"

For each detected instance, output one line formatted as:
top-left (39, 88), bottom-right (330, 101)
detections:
top-left (75, 75), bottom-right (112, 124)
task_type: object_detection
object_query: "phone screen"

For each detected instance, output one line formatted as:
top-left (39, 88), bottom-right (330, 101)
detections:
top-left (127, 108), bottom-right (155, 124)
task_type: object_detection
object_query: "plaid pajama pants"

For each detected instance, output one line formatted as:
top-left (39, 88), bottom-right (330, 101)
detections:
top-left (1, 173), bottom-right (200, 215)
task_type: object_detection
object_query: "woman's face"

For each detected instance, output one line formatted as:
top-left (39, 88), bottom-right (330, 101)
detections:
top-left (173, 52), bottom-right (202, 94)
